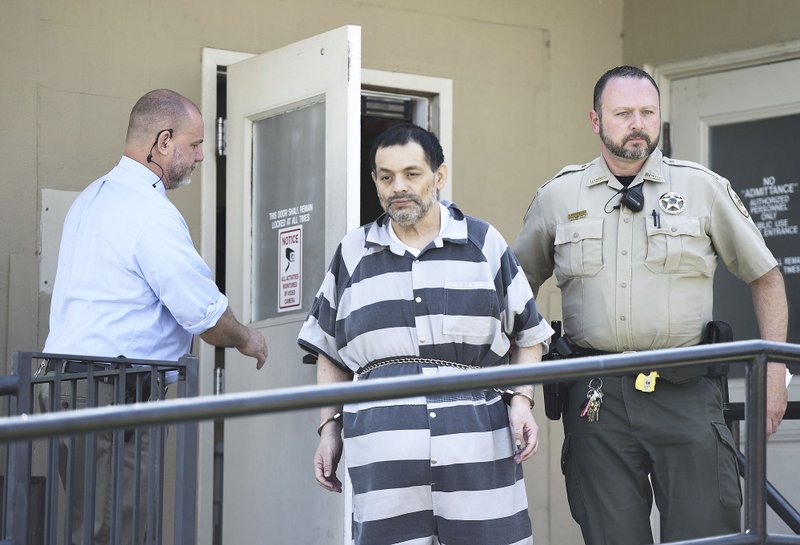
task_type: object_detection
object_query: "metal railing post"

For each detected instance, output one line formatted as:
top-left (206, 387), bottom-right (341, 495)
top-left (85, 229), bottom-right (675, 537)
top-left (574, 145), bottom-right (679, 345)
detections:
top-left (6, 352), bottom-right (32, 544)
top-left (174, 355), bottom-right (199, 545)
top-left (744, 351), bottom-right (769, 541)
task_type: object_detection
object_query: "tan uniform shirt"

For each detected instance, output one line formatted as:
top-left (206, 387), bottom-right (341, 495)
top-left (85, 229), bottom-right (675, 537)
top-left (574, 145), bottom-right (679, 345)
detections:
top-left (512, 149), bottom-right (777, 352)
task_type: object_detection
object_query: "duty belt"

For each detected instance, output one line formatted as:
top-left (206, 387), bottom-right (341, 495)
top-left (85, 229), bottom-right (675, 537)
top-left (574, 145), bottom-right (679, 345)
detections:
top-left (562, 342), bottom-right (725, 383)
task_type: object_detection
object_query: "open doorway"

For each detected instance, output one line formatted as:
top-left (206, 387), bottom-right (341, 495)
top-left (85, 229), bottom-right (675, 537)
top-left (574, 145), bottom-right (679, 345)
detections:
top-left (201, 52), bottom-right (452, 544)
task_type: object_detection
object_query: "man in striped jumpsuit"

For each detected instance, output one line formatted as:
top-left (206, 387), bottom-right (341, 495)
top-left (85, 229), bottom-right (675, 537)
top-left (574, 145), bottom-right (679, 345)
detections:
top-left (298, 124), bottom-right (553, 545)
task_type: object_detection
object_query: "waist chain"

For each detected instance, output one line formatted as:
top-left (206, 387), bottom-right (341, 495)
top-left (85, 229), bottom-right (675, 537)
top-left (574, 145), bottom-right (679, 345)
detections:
top-left (356, 356), bottom-right (480, 379)
top-left (356, 356), bottom-right (533, 405)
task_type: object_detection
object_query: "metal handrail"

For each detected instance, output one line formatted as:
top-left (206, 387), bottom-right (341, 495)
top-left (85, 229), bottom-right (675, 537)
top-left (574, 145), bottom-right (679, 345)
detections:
top-left (1, 352), bottom-right (199, 545)
top-left (2, 340), bottom-right (800, 545)
top-left (2, 341), bottom-right (798, 440)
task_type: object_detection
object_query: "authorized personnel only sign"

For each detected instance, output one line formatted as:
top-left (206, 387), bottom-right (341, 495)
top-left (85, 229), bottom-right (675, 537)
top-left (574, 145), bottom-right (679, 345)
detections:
top-left (278, 225), bottom-right (302, 312)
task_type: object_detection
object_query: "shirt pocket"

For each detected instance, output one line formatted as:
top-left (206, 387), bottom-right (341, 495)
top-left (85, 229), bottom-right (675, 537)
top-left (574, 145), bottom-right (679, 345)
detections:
top-left (554, 218), bottom-right (604, 279)
top-left (442, 280), bottom-right (496, 337)
top-left (644, 216), bottom-right (715, 276)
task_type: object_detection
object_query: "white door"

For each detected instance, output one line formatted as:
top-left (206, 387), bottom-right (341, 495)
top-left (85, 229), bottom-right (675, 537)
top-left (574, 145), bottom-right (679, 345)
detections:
top-left (668, 59), bottom-right (800, 346)
top-left (222, 26), bottom-right (361, 545)
top-left (667, 57), bottom-right (800, 536)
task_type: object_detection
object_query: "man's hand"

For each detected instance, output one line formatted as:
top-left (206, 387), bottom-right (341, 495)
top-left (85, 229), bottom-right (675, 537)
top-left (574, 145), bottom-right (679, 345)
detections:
top-left (314, 428), bottom-right (344, 492)
top-left (766, 362), bottom-right (788, 437)
top-left (509, 396), bottom-right (539, 464)
top-left (237, 327), bottom-right (268, 370)
top-left (200, 307), bottom-right (268, 369)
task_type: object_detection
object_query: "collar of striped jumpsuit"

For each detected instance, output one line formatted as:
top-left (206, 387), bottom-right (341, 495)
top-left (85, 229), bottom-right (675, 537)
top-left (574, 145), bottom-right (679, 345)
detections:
top-left (588, 147), bottom-right (667, 191)
top-left (365, 200), bottom-right (469, 257)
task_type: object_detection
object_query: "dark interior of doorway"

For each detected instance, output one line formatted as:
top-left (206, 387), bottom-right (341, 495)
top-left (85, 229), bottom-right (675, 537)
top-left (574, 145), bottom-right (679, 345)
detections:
top-left (211, 69), bottom-right (416, 545)
top-left (360, 94), bottom-right (416, 225)
top-left (212, 66), bottom-right (227, 545)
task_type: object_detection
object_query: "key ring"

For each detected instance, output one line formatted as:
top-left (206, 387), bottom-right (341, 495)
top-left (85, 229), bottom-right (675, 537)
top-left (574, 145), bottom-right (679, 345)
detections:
top-left (587, 377), bottom-right (603, 393)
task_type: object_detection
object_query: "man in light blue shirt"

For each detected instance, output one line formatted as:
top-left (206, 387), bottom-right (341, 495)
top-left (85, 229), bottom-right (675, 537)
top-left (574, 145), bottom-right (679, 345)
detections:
top-left (42, 89), bottom-right (267, 545)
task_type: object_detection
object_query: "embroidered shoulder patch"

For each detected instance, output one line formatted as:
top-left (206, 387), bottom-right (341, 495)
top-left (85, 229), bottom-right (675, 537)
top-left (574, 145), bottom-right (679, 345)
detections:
top-left (727, 184), bottom-right (750, 217)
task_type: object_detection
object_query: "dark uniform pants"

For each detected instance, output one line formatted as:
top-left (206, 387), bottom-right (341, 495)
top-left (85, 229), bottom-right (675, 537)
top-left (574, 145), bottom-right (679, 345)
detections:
top-left (561, 375), bottom-right (741, 545)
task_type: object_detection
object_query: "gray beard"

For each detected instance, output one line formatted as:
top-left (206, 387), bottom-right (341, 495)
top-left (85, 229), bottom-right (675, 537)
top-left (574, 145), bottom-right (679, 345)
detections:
top-left (600, 129), bottom-right (659, 160)
top-left (166, 164), bottom-right (195, 190)
top-left (387, 198), bottom-right (432, 227)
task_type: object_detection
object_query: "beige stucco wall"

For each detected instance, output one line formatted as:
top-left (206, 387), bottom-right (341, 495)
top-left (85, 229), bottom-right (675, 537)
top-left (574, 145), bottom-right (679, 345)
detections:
top-left (623, 0), bottom-right (800, 68)
top-left (1, 1), bottom-right (40, 360)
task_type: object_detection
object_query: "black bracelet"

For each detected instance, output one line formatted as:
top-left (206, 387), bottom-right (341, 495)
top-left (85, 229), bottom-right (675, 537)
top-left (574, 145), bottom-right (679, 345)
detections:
top-left (317, 412), bottom-right (342, 436)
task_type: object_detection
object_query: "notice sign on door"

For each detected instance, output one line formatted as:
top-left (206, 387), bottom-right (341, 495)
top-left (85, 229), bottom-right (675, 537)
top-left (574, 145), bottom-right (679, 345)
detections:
top-left (278, 225), bottom-right (303, 312)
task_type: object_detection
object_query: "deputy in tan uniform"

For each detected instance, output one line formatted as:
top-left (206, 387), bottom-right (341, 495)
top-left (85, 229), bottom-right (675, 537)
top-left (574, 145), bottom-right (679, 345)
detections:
top-left (512, 66), bottom-right (788, 545)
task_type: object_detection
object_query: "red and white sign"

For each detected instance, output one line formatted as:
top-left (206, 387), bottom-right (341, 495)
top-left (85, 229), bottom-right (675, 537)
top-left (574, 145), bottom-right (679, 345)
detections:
top-left (278, 225), bottom-right (302, 312)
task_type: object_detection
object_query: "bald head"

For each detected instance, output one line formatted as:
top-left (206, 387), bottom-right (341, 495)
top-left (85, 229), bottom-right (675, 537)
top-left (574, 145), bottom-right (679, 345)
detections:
top-left (126, 89), bottom-right (199, 145)
top-left (124, 89), bottom-right (205, 190)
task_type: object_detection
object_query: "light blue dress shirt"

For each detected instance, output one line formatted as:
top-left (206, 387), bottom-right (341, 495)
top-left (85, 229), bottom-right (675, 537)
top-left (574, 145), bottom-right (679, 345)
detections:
top-left (44, 156), bottom-right (228, 363)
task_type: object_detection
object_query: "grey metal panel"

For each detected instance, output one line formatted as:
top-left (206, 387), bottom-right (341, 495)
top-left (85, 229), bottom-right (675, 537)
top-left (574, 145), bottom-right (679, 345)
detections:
top-left (251, 100), bottom-right (327, 322)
